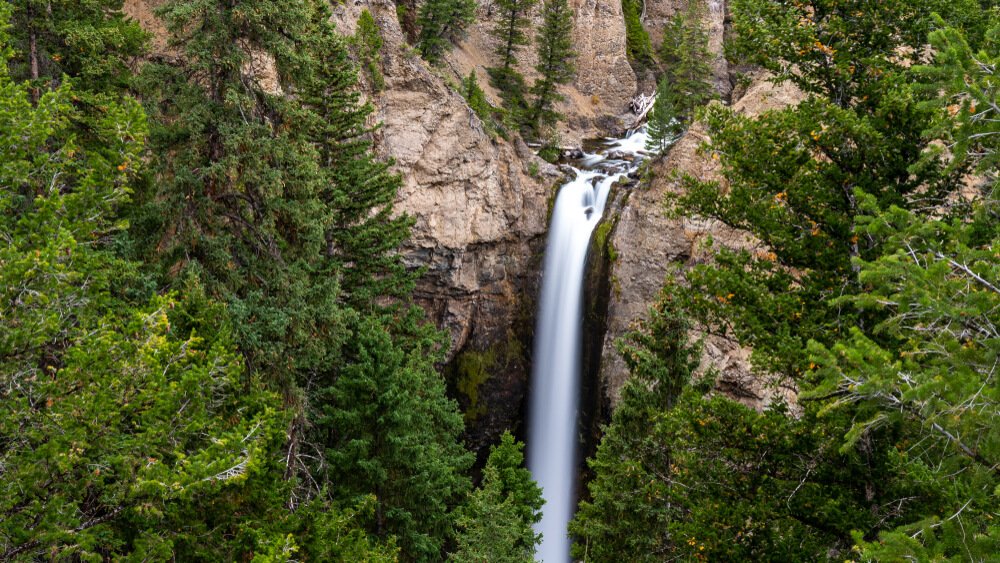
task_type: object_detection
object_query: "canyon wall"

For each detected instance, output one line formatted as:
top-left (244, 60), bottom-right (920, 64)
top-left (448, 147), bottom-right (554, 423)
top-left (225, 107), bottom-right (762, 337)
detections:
top-left (444, 0), bottom-right (639, 144)
top-left (643, 0), bottom-right (731, 98)
top-left (597, 72), bottom-right (804, 410)
top-left (331, 1), bottom-right (562, 458)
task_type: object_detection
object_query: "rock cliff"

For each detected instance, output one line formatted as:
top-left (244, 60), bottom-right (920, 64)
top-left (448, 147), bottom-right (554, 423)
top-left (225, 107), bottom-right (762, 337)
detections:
top-left (444, 0), bottom-right (639, 144)
top-left (597, 73), bottom-right (804, 410)
top-left (642, 0), bottom-right (731, 98)
top-left (126, 0), bottom-right (564, 459)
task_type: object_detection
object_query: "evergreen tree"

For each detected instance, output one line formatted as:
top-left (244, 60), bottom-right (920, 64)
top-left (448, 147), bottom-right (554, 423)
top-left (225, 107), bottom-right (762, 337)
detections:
top-left (800, 21), bottom-right (1000, 559)
top-left (320, 315), bottom-right (473, 561)
top-left (0, 20), bottom-right (350, 558)
top-left (452, 432), bottom-right (543, 562)
top-left (486, 0), bottom-right (537, 116)
top-left (416, 0), bottom-right (476, 64)
top-left (604, 3), bottom-right (998, 561)
top-left (644, 77), bottom-right (682, 153)
top-left (805, 197), bottom-right (1000, 561)
top-left (135, 0), bottom-right (348, 403)
top-left (528, 0), bottom-right (575, 136)
top-left (490, 0), bottom-right (537, 70)
top-left (670, 0), bottom-right (964, 378)
top-left (657, 1), bottom-right (714, 122)
top-left (463, 69), bottom-right (501, 136)
top-left (6, 0), bottom-right (146, 94)
top-left (298, 4), bottom-right (416, 313)
top-left (622, 0), bottom-right (655, 69)
top-left (354, 9), bottom-right (385, 92)
top-left (570, 296), bottom-right (944, 561)
top-left (5, 0), bottom-right (147, 162)
top-left (134, 10), bottom-right (473, 562)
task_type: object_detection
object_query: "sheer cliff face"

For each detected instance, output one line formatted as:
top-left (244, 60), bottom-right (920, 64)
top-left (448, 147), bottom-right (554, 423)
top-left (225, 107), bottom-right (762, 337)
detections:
top-left (599, 74), bottom-right (805, 410)
top-left (643, 0), bottom-right (731, 97)
top-left (331, 1), bottom-right (563, 455)
top-left (445, 1), bottom-right (639, 144)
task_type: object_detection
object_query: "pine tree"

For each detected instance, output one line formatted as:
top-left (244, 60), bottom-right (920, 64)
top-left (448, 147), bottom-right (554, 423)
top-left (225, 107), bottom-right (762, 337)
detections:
top-left (463, 69), bottom-right (501, 135)
top-left (645, 77), bottom-right (682, 153)
top-left (133, 10), bottom-right (472, 555)
top-left (621, 2), bottom-right (997, 560)
top-left (416, 0), bottom-right (476, 64)
top-left (528, 0), bottom-right (575, 136)
top-left (657, 1), bottom-right (713, 122)
top-left (133, 3), bottom-right (350, 470)
top-left (0, 17), bottom-right (324, 558)
top-left (799, 21), bottom-right (1000, 558)
top-left (486, 0), bottom-right (537, 115)
top-left (453, 432), bottom-right (543, 562)
top-left (570, 295), bottom-right (943, 561)
top-left (805, 197), bottom-right (1000, 560)
top-left (5, 0), bottom-right (147, 162)
top-left (298, 5), bottom-right (416, 313)
top-left (7, 0), bottom-right (146, 94)
top-left (320, 315), bottom-right (473, 561)
top-left (491, 0), bottom-right (537, 70)
top-left (354, 9), bottom-right (385, 91)
top-left (670, 0), bottom-right (966, 378)
top-left (622, 0), bottom-right (655, 69)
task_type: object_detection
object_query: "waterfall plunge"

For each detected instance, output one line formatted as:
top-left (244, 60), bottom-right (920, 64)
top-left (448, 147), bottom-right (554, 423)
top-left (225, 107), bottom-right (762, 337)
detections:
top-left (527, 127), bottom-right (648, 562)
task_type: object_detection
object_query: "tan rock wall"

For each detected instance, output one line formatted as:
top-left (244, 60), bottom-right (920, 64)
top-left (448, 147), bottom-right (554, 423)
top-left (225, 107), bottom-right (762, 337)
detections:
top-left (445, 0), bottom-right (638, 144)
top-left (125, 0), bottom-right (559, 454)
top-left (641, 0), bottom-right (731, 98)
top-left (599, 74), bottom-right (804, 409)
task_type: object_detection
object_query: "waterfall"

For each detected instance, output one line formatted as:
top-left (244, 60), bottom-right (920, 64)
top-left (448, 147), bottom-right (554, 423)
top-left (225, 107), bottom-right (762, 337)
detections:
top-left (527, 127), bottom-right (648, 562)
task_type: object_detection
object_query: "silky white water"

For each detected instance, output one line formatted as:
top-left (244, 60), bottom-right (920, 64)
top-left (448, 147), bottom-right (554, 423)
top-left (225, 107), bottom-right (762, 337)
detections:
top-left (527, 127), bottom-right (648, 563)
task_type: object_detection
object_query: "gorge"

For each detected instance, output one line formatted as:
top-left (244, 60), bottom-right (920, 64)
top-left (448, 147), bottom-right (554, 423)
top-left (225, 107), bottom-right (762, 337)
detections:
top-left (6, 0), bottom-right (995, 560)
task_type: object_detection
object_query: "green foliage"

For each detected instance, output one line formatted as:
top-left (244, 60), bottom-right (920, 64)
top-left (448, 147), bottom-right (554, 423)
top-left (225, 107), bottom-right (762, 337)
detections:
top-left (297, 6), bottom-right (416, 313)
top-left (804, 194), bottom-right (1000, 560)
top-left (537, 141), bottom-right (561, 163)
top-left (463, 70), bottom-right (504, 137)
top-left (487, 66), bottom-right (530, 126)
top-left (528, 0), bottom-right (575, 136)
top-left (416, 0), bottom-right (476, 64)
top-left (571, 296), bottom-right (944, 561)
top-left (452, 432), bottom-right (543, 562)
top-left (453, 347), bottom-right (497, 423)
top-left (320, 315), bottom-right (473, 561)
top-left (593, 220), bottom-right (617, 263)
top-left (915, 15), bottom-right (1000, 175)
top-left (0, 9), bottom-right (146, 413)
top-left (355, 10), bottom-right (385, 91)
top-left (132, 1), bottom-right (470, 560)
top-left (0, 26), bottom-right (329, 558)
top-left (632, 7), bottom-right (1000, 562)
top-left (6, 0), bottom-right (147, 93)
top-left (5, 0), bottom-right (147, 158)
top-left (657, 1), bottom-right (714, 121)
top-left (490, 0), bottom-right (537, 70)
top-left (727, 0), bottom-right (986, 108)
top-left (645, 77), bottom-right (682, 153)
top-left (485, 0), bottom-right (536, 121)
top-left (134, 0), bottom-right (348, 400)
top-left (621, 0), bottom-right (654, 69)
top-left (669, 0), bottom-right (964, 375)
